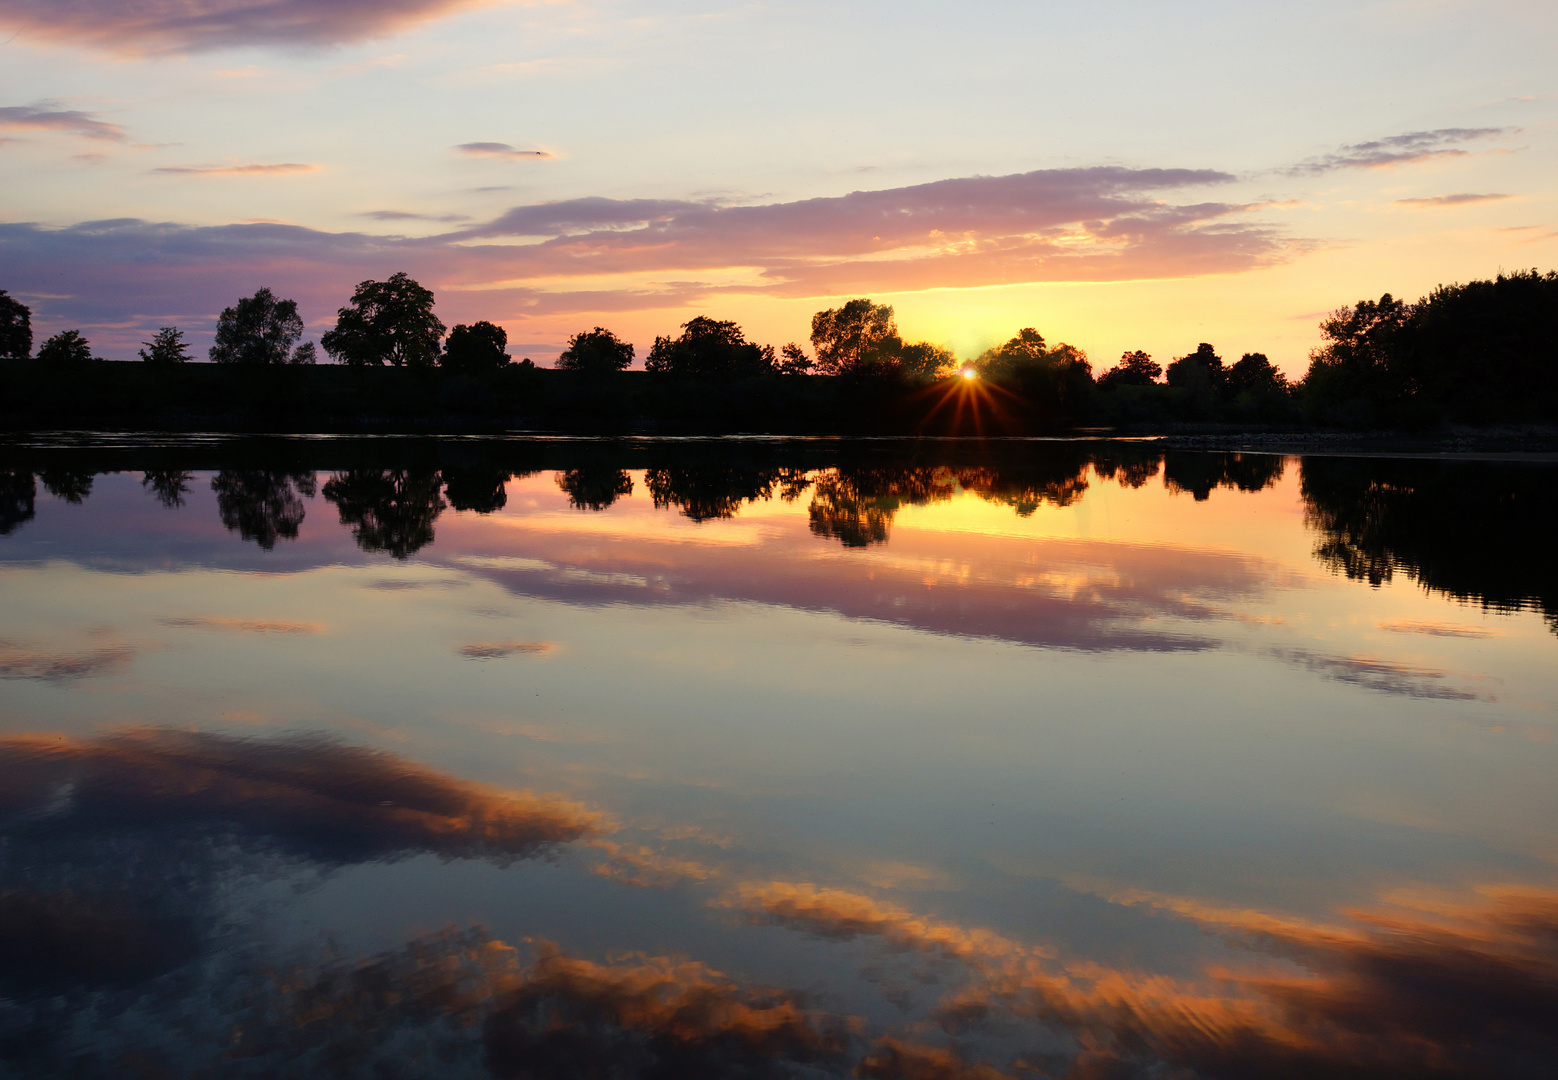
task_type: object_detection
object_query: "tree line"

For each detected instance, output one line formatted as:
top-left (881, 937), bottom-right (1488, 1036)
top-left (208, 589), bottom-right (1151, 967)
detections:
top-left (1, 267), bottom-right (1552, 428)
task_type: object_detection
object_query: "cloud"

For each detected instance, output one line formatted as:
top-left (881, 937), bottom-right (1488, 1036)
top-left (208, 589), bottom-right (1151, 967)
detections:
top-left (0, 165), bottom-right (1298, 355)
top-left (1376, 619), bottom-right (1495, 638)
top-left (1266, 648), bottom-right (1485, 700)
top-left (455, 141), bottom-right (555, 161)
top-left (0, 0), bottom-right (489, 54)
top-left (361, 209), bottom-right (470, 222)
top-left (0, 728), bottom-right (603, 864)
top-left (1393, 192), bottom-right (1511, 208)
top-left (153, 162), bottom-right (318, 176)
top-left (159, 615), bottom-right (323, 634)
top-left (457, 639), bottom-right (552, 658)
top-left (0, 639), bottom-right (134, 681)
top-left (0, 102), bottom-right (126, 142)
top-left (1292, 128), bottom-right (1508, 173)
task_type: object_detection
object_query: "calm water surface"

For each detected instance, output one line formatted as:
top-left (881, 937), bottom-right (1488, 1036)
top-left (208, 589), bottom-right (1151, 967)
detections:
top-left (0, 436), bottom-right (1554, 1078)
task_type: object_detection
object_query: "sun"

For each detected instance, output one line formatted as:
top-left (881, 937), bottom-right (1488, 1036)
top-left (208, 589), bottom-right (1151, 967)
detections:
top-left (960, 367), bottom-right (978, 381)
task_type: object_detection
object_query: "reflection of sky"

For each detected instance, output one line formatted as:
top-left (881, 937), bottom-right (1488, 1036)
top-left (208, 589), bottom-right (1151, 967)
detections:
top-left (1, 460), bottom-right (1556, 1077)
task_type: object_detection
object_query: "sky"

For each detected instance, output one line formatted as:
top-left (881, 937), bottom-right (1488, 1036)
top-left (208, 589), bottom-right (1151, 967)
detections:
top-left (1, 0), bottom-right (1555, 372)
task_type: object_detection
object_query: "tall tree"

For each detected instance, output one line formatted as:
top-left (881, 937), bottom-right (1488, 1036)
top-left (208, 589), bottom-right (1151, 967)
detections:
top-left (555, 327), bottom-right (633, 373)
top-left (776, 342), bottom-right (813, 375)
top-left (810, 299), bottom-right (898, 375)
top-left (1097, 350), bottom-right (1161, 389)
top-left (644, 317), bottom-right (770, 378)
top-left (210, 288), bottom-right (306, 365)
top-left (139, 326), bottom-right (191, 367)
top-left (442, 321), bottom-right (511, 375)
top-left (0, 290), bottom-right (32, 359)
top-left (321, 272), bottom-right (444, 369)
top-left (36, 330), bottom-right (94, 369)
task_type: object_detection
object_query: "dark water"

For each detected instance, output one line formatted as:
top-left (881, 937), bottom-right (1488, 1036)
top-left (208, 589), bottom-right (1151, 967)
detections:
top-left (0, 435), bottom-right (1554, 1079)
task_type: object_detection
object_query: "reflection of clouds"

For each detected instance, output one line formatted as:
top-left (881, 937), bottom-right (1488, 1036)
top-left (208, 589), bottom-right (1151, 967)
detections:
top-left (457, 639), bottom-right (552, 659)
top-left (484, 944), bottom-right (853, 1080)
top-left (1267, 648), bottom-right (1487, 701)
top-left (1376, 619), bottom-right (1495, 638)
top-left (727, 878), bottom-right (1558, 1080)
top-left (161, 615), bottom-right (322, 634)
top-left (0, 638), bottom-right (134, 681)
top-left (0, 888), bottom-right (197, 994)
top-left (0, 728), bottom-right (602, 864)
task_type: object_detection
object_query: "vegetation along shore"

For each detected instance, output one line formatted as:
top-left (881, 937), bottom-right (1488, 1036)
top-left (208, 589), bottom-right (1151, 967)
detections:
top-left (1, 269), bottom-right (1553, 436)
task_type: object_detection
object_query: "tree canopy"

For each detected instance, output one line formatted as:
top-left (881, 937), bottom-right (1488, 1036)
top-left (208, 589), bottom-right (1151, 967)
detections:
top-left (139, 326), bottom-right (191, 367)
top-left (810, 299), bottom-right (899, 376)
top-left (0, 291), bottom-right (32, 360)
top-left (556, 327), bottom-right (633, 373)
top-left (37, 330), bottom-right (94, 369)
top-left (1097, 350), bottom-right (1161, 389)
top-left (442, 321), bottom-right (511, 375)
top-left (645, 317), bottom-right (770, 378)
top-left (321, 272), bottom-right (444, 369)
top-left (210, 288), bottom-right (307, 365)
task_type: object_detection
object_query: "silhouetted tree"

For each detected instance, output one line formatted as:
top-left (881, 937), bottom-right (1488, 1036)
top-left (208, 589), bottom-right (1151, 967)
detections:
top-left (1097, 350), bottom-right (1161, 389)
top-left (777, 342), bottom-right (813, 375)
top-left (0, 471), bottom-right (36, 534)
top-left (321, 272), bottom-right (444, 369)
top-left (1165, 343), bottom-right (1226, 392)
top-left (810, 300), bottom-right (898, 376)
top-left (210, 289), bottom-right (307, 365)
top-left (1300, 294), bottom-right (1417, 426)
top-left (36, 330), bottom-right (94, 370)
top-left (442, 466), bottom-right (511, 513)
top-left (138, 327), bottom-right (191, 367)
top-left (211, 470), bottom-right (317, 549)
top-left (441, 321), bottom-right (510, 376)
top-left (322, 470), bottom-right (445, 558)
top-left (0, 291), bottom-right (32, 359)
top-left (556, 467), bottom-right (633, 511)
top-left (645, 317), bottom-right (771, 378)
top-left (555, 327), bottom-right (633, 373)
top-left (38, 467), bottom-right (95, 503)
top-left (289, 341), bottom-right (317, 365)
top-left (142, 470), bottom-right (193, 508)
top-left (973, 329), bottom-right (1094, 419)
top-left (1227, 352), bottom-right (1287, 395)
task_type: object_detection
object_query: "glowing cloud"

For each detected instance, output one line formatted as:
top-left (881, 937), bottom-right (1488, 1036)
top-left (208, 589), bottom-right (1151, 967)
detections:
top-left (1393, 192), bottom-right (1512, 208)
top-left (455, 142), bottom-right (555, 161)
top-left (0, 0), bottom-right (491, 54)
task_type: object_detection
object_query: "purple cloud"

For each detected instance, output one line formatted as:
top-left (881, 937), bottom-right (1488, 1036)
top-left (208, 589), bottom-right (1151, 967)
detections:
top-left (0, 102), bottom-right (126, 142)
top-left (1292, 128), bottom-right (1508, 174)
top-left (0, 0), bottom-right (484, 53)
top-left (0, 166), bottom-right (1296, 357)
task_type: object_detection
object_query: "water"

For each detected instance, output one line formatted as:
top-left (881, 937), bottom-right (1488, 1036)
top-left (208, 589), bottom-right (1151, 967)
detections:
top-left (0, 435), bottom-right (1554, 1078)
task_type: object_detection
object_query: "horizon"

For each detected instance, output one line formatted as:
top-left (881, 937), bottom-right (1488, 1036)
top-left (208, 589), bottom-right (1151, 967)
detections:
top-left (1, 0), bottom-right (1555, 375)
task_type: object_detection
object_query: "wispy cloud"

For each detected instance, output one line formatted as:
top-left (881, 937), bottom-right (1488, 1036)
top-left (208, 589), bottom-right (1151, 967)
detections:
top-left (1292, 127), bottom-right (1508, 174)
top-left (153, 162), bottom-right (318, 176)
top-left (160, 616), bottom-right (322, 634)
top-left (361, 209), bottom-right (470, 222)
top-left (0, 102), bottom-right (126, 142)
top-left (1393, 192), bottom-right (1511, 208)
top-left (457, 640), bottom-right (552, 658)
top-left (455, 142), bottom-right (555, 161)
top-left (0, 0), bottom-right (488, 54)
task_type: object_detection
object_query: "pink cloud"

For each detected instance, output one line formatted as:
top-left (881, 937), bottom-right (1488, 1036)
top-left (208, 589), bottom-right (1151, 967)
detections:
top-left (0, 102), bottom-right (126, 142)
top-left (152, 162), bottom-right (319, 176)
top-left (0, 0), bottom-right (486, 53)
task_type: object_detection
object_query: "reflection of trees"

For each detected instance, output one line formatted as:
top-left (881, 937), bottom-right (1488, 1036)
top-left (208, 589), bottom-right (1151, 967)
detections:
top-left (211, 470), bottom-right (318, 550)
top-left (807, 468), bottom-right (953, 547)
top-left (956, 461), bottom-right (1090, 516)
top-left (141, 469), bottom-right (193, 509)
top-left (1164, 452), bottom-right (1285, 501)
top-left (1301, 458), bottom-right (1558, 632)
top-left (557, 467), bottom-right (634, 511)
top-left (1092, 450), bottom-right (1161, 489)
top-left (322, 469), bottom-right (445, 558)
top-left (37, 467), bottom-right (95, 504)
top-left (442, 467), bottom-right (512, 514)
top-left (645, 466), bottom-right (783, 522)
top-left (0, 470), bottom-right (36, 535)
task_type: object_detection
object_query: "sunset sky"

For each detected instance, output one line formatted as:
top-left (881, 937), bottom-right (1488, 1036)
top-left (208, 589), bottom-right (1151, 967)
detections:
top-left (1, 0), bottom-right (1554, 372)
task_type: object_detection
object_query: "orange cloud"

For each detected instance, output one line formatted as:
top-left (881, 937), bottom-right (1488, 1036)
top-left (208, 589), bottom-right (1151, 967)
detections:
top-left (457, 639), bottom-right (552, 658)
top-left (160, 616), bottom-right (323, 634)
